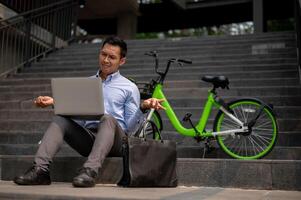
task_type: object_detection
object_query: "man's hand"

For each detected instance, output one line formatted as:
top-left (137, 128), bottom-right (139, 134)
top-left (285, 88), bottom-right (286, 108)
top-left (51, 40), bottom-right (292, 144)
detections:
top-left (34, 96), bottom-right (54, 108)
top-left (141, 98), bottom-right (165, 111)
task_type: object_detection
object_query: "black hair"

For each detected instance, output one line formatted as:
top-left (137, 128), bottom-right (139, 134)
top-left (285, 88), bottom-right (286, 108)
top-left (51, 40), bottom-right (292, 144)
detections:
top-left (101, 36), bottom-right (127, 58)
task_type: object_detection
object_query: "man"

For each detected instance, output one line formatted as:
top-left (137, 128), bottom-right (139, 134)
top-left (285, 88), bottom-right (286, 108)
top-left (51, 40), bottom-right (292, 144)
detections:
top-left (14, 36), bottom-right (164, 187)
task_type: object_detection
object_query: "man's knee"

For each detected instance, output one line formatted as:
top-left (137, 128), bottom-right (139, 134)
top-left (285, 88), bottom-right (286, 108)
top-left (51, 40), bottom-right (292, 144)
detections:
top-left (52, 115), bottom-right (71, 129)
top-left (99, 115), bottom-right (120, 128)
top-left (100, 114), bottom-right (117, 124)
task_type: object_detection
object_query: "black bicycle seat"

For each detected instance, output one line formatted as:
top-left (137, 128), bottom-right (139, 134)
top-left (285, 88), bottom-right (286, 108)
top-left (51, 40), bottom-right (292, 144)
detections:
top-left (201, 75), bottom-right (229, 89)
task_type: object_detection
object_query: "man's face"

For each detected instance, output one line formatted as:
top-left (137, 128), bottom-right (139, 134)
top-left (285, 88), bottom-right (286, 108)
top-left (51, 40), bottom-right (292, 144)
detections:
top-left (99, 43), bottom-right (125, 77)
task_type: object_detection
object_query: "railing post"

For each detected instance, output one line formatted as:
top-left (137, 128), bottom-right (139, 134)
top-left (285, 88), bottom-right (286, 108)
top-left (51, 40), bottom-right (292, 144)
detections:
top-left (72, 0), bottom-right (79, 41)
top-left (24, 14), bottom-right (32, 67)
top-left (51, 9), bottom-right (57, 50)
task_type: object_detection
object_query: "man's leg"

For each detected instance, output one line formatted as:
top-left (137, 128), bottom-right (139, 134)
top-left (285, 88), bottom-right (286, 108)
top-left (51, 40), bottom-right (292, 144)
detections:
top-left (14, 115), bottom-right (95, 185)
top-left (73, 114), bottom-right (125, 187)
top-left (35, 115), bottom-right (95, 170)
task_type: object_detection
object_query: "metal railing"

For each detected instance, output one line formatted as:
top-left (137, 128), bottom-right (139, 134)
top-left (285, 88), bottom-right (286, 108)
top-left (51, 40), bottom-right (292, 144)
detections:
top-left (0, 0), bottom-right (55, 15)
top-left (0, 0), bottom-right (79, 77)
top-left (296, 0), bottom-right (301, 82)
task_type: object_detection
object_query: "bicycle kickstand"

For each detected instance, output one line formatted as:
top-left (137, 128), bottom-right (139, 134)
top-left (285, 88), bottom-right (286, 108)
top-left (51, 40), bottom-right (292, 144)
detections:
top-left (202, 139), bottom-right (215, 158)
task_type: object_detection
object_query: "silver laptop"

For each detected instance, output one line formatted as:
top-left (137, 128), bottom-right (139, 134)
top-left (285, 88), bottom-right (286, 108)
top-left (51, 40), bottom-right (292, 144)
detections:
top-left (51, 77), bottom-right (104, 120)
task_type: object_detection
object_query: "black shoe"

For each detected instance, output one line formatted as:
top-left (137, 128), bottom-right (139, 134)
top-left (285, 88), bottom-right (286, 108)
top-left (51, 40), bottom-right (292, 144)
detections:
top-left (14, 166), bottom-right (51, 185)
top-left (72, 167), bottom-right (97, 187)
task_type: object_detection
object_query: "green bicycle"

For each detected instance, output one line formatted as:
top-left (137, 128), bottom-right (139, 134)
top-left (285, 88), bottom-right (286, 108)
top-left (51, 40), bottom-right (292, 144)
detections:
top-left (134, 51), bottom-right (278, 160)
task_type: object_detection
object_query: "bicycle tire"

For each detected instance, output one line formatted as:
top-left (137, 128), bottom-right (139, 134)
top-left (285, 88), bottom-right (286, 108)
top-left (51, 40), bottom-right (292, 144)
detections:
top-left (213, 98), bottom-right (278, 159)
top-left (141, 110), bottom-right (163, 140)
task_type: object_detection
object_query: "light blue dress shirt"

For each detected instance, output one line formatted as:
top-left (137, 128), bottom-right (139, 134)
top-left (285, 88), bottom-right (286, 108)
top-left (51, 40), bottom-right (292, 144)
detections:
top-left (76, 70), bottom-right (144, 135)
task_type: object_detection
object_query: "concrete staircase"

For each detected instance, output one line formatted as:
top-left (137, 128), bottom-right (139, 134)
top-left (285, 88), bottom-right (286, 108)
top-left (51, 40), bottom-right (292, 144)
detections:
top-left (0, 31), bottom-right (300, 190)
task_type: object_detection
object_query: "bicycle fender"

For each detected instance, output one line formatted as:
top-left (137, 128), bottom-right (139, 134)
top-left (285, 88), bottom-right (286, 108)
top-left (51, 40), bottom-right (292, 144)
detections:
top-left (226, 98), bottom-right (277, 117)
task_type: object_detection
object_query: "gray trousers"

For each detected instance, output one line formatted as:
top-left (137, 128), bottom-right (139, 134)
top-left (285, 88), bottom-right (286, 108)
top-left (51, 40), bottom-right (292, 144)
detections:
top-left (34, 114), bottom-right (124, 173)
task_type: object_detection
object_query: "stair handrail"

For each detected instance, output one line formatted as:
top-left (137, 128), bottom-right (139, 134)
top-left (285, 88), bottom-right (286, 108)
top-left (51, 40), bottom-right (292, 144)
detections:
top-left (0, 0), bottom-right (76, 23)
top-left (0, 0), bottom-right (79, 78)
top-left (0, 0), bottom-right (57, 15)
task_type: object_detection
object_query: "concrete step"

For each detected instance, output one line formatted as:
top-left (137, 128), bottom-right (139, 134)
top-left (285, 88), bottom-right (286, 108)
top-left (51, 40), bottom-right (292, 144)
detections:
top-left (0, 91), bottom-right (50, 101)
top-left (162, 78), bottom-right (300, 87)
top-left (0, 100), bottom-right (39, 110)
top-left (33, 57), bottom-right (297, 67)
top-left (0, 78), bottom-right (298, 93)
top-left (41, 52), bottom-right (296, 62)
top-left (177, 144), bottom-right (301, 160)
top-left (24, 63), bottom-right (298, 74)
top-left (65, 35), bottom-right (296, 48)
top-left (167, 96), bottom-right (301, 107)
top-left (162, 86), bottom-right (301, 97)
top-left (160, 118), bottom-right (298, 132)
top-left (0, 106), bottom-right (299, 120)
top-left (44, 47), bottom-right (297, 61)
top-left (9, 69), bottom-right (299, 79)
top-left (161, 130), bottom-right (301, 147)
top-left (0, 156), bottom-right (300, 190)
top-left (0, 131), bottom-right (45, 144)
top-left (27, 61), bottom-right (297, 72)
top-left (0, 85), bottom-right (51, 93)
top-left (53, 48), bottom-right (296, 61)
top-left (0, 109), bottom-right (54, 119)
top-left (64, 37), bottom-right (296, 50)
top-left (0, 117), bottom-right (298, 132)
top-left (1, 69), bottom-right (299, 85)
top-left (0, 129), bottom-right (300, 147)
top-left (1, 83), bottom-right (300, 96)
top-left (1, 95), bottom-right (300, 111)
top-left (0, 142), bottom-right (300, 160)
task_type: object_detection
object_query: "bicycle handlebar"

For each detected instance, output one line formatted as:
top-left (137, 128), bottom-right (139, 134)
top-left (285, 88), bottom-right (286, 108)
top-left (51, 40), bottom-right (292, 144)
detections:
top-left (144, 50), bottom-right (192, 84)
top-left (177, 59), bottom-right (192, 64)
top-left (144, 51), bottom-right (157, 57)
top-left (170, 58), bottom-right (193, 65)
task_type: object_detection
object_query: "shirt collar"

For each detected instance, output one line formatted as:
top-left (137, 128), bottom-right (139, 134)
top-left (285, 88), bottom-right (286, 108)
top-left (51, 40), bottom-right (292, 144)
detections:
top-left (96, 70), bottom-right (120, 82)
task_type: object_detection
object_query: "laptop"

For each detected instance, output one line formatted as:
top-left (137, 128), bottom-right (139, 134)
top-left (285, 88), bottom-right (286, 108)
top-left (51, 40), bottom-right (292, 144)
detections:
top-left (51, 77), bottom-right (104, 120)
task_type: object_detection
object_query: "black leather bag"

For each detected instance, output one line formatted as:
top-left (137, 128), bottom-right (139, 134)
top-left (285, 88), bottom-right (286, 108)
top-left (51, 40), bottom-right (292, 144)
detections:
top-left (118, 122), bottom-right (177, 187)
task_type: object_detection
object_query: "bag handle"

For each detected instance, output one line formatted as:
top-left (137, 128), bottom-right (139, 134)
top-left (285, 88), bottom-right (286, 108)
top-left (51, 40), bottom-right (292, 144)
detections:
top-left (142, 120), bottom-right (163, 142)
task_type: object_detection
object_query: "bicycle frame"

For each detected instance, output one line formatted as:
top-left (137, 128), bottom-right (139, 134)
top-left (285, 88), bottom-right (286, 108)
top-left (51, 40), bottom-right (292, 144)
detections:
top-left (151, 83), bottom-right (248, 138)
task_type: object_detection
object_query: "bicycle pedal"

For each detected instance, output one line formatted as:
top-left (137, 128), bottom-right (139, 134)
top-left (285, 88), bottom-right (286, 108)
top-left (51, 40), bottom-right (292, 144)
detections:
top-left (182, 113), bottom-right (192, 122)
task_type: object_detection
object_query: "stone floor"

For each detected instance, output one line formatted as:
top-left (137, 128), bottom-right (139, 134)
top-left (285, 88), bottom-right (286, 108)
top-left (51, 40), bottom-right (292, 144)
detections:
top-left (0, 181), bottom-right (300, 200)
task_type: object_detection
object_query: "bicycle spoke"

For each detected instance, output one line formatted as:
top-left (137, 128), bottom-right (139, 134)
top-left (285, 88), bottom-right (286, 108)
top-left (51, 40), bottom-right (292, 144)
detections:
top-left (220, 116), bottom-right (239, 129)
top-left (244, 104), bottom-right (252, 122)
top-left (223, 116), bottom-right (241, 127)
top-left (252, 133), bottom-right (272, 142)
top-left (252, 132), bottom-right (273, 136)
top-left (240, 105), bottom-right (247, 123)
top-left (241, 137), bottom-right (247, 157)
top-left (254, 117), bottom-right (272, 128)
top-left (251, 132), bottom-right (271, 146)
top-left (222, 136), bottom-right (239, 148)
top-left (234, 138), bottom-right (243, 153)
top-left (247, 136), bottom-right (261, 156)
top-left (249, 136), bottom-right (265, 152)
top-left (253, 127), bottom-right (274, 131)
top-left (235, 106), bottom-right (244, 123)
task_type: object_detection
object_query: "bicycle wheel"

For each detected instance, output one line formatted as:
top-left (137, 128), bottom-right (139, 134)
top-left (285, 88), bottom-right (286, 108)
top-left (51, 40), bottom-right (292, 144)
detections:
top-left (140, 110), bottom-right (163, 140)
top-left (213, 99), bottom-right (278, 159)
